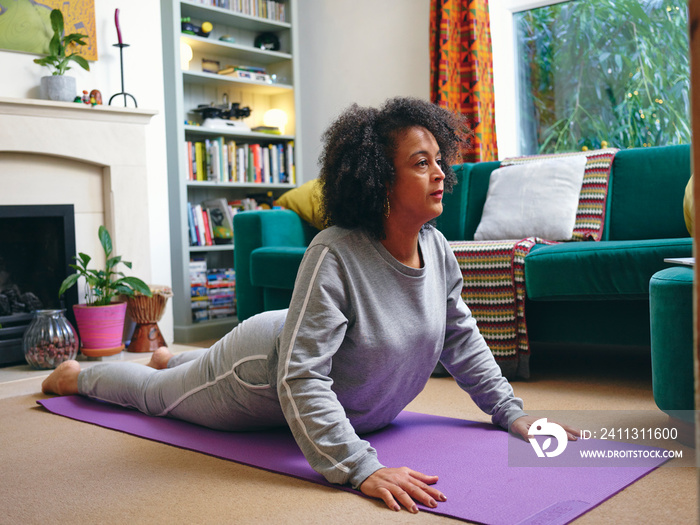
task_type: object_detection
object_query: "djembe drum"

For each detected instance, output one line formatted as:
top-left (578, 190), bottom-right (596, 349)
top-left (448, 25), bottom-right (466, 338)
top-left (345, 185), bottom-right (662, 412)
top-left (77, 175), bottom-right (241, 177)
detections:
top-left (126, 285), bottom-right (173, 353)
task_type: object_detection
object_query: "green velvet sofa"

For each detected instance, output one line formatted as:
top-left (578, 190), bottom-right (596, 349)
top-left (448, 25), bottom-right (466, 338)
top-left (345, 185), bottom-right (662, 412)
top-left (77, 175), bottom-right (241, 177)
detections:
top-left (234, 144), bottom-right (692, 350)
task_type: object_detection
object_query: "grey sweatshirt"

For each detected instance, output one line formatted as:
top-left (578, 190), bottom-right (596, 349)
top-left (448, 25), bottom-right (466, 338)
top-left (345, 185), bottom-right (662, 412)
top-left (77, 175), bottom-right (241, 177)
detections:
top-left (267, 225), bottom-right (526, 489)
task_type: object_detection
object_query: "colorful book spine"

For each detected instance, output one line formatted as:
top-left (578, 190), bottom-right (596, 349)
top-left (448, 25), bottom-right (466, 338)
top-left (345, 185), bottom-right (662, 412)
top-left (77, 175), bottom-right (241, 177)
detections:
top-left (194, 142), bottom-right (205, 181)
top-left (185, 141), bottom-right (193, 180)
top-left (269, 144), bottom-right (278, 183)
top-left (193, 204), bottom-right (205, 245)
top-left (237, 146), bottom-right (246, 182)
top-left (286, 141), bottom-right (295, 184)
top-left (228, 141), bottom-right (236, 182)
top-left (247, 145), bottom-right (255, 182)
top-left (187, 202), bottom-right (197, 245)
top-left (252, 144), bottom-right (262, 183)
top-left (201, 208), bottom-right (213, 246)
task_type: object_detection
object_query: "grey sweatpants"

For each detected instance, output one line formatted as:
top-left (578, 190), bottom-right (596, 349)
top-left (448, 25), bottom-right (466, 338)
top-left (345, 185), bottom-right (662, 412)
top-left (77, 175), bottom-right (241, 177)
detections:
top-left (77, 310), bottom-right (288, 430)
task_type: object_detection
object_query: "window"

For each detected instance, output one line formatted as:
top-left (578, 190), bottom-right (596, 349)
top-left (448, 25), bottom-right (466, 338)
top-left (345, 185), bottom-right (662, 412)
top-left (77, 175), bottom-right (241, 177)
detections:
top-left (514, 0), bottom-right (689, 154)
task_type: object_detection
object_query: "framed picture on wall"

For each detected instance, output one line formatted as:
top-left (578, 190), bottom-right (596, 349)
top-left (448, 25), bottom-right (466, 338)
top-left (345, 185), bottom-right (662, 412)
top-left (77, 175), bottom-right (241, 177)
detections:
top-left (0, 0), bottom-right (97, 61)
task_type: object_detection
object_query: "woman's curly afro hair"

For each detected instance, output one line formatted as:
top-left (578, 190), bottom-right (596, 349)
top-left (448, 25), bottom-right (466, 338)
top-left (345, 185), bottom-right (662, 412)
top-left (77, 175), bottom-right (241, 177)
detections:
top-left (318, 96), bottom-right (468, 239)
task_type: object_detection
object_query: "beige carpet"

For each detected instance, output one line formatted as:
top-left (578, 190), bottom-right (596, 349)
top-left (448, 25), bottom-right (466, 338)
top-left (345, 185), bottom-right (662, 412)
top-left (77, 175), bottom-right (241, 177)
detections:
top-left (0, 345), bottom-right (696, 524)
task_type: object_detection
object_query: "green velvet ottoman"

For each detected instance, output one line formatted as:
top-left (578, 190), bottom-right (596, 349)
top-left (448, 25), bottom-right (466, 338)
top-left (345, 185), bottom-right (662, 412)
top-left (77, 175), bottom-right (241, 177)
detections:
top-left (649, 266), bottom-right (694, 420)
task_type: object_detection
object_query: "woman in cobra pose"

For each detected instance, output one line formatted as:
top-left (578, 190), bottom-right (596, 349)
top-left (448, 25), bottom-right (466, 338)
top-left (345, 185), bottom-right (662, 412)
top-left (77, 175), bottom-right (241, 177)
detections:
top-left (43, 96), bottom-right (578, 514)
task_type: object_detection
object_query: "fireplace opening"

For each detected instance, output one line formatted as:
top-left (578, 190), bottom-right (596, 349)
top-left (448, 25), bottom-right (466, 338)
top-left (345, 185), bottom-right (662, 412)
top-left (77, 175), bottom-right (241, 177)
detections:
top-left (0, 205), bottom-right (78, 367)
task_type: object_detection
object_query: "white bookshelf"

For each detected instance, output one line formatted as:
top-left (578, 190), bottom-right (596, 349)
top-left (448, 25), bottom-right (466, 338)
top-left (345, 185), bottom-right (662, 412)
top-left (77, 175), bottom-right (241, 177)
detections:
top-left (161, 0), bottom-right (301, 343)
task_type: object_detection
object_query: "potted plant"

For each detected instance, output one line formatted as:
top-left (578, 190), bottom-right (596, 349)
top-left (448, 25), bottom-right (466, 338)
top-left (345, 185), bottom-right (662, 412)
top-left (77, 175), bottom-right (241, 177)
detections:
top-left (34, 8), bottom-right (90, 102)
top-left (58, 225), bottom-right (152, 357)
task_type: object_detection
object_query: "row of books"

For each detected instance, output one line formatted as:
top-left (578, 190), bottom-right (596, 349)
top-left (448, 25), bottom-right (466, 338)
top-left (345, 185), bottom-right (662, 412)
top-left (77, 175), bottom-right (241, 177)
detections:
top-left (190, 260), bottom-right (237, 323)
top-left (189, 0), bottom-right (287, 22)
top-left (185, 139), bottom-right (295, 185)
top-left (188, 196), bottom-right (275, 247)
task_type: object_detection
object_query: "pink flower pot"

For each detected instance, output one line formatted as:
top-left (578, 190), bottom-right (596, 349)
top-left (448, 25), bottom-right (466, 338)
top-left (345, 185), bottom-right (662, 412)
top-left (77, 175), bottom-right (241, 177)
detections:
top-left (73, 302), bottom-right (127, 357)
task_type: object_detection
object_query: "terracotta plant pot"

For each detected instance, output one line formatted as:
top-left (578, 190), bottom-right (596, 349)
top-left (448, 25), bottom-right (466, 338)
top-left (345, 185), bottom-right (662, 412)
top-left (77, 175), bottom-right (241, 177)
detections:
top-left (73, 302), bottom-right (127, 357)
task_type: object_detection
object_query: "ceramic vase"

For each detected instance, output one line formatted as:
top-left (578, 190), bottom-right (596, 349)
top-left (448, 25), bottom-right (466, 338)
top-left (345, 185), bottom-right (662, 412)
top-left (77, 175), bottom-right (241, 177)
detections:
top-left (39, 75), bottom-right (76, 102)
top-left (73, 302), bottom-right (127, 357)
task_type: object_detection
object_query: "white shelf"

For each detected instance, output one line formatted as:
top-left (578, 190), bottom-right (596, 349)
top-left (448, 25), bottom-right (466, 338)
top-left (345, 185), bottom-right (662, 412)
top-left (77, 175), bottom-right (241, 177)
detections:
top-left (184, 124), bottom-right (294, 140)
top-left (182, 34), bottom-right (292, 64)
top-left (189, 244), bottom-right (233, 253)
top-left (183, 71), bottom-right (293, 94)
top-left (186, 180), bottom-right (294, 189)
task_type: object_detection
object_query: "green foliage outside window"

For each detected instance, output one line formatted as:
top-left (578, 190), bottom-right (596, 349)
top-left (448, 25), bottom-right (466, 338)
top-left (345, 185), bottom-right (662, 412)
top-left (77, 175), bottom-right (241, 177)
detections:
top-left (516, 0), bottom-right (690, 154)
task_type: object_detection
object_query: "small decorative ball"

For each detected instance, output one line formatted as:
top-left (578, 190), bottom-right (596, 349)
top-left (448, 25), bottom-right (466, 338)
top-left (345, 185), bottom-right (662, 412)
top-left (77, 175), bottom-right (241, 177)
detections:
top-left (201, 21), bottom-right (213, 34)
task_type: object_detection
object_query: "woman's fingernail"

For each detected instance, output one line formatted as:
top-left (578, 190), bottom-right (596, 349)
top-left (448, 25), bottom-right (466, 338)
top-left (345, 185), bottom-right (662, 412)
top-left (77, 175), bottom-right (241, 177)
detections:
top-left (393, 504), bottom-right (400, 512)
top-left (439, 494), bottom-right (447, 501)
top-left (429, 498), bottom-right (437, 507)
top-left (411, 505), bottom-right (419, 513)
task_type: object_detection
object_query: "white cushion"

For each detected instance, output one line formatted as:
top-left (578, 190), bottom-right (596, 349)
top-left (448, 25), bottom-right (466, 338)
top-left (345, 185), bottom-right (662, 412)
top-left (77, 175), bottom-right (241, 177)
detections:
top-left (474, 155), bottom-right (587, 241)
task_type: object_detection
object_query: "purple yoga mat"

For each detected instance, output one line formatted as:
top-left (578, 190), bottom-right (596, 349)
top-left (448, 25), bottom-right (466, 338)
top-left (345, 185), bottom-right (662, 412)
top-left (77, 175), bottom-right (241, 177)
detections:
top-left (38, 396), bottom-right (664, 525)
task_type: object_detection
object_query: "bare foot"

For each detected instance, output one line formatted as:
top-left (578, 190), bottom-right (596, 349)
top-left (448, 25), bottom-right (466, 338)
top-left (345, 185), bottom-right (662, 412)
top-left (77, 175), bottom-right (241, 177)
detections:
top-left (146, 346), bottom-right (174, 370)
top-left (41, 360), bottom-right (81, 395)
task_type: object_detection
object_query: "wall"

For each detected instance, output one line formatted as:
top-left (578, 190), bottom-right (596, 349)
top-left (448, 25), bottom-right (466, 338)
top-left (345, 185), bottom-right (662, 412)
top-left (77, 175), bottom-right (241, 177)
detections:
top-left (489, 3), bottom-right (518, 159)
top-left (0, 1), bottom-right (173, 342)
top-left (296, 0), bottom-right (431, 182)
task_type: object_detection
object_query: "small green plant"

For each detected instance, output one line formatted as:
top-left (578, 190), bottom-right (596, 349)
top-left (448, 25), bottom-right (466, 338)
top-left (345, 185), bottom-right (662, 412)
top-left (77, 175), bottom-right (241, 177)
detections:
top-left (33, 8), bottom-right (90, 76)
top-left (58, 226), bottom-right (152, 306)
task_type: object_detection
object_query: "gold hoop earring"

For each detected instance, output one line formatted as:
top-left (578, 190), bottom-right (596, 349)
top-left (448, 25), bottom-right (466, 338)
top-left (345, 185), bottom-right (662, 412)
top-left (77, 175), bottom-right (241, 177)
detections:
top-left (384, 199), bottom-right (391, 218)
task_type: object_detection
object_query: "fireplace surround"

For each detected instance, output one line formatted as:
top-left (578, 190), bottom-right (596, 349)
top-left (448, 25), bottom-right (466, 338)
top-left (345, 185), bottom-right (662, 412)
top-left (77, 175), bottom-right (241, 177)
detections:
top-left (0, 97), bottom-right (158, 366)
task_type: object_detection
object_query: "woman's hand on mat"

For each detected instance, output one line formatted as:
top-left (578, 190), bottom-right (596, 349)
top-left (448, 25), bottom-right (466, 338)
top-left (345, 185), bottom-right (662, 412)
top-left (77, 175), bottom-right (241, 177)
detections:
top-left (360, 467), bottom-right (446, 513)
top-left (511, 415), bottom-right (581, 441)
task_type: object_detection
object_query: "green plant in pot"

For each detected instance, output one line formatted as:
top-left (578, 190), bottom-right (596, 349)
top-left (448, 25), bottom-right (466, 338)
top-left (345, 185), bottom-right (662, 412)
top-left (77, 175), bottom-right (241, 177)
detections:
top-left (34, 8), bottom-right (90, 102)
top-left (59, 226), bottom-right (152, 357)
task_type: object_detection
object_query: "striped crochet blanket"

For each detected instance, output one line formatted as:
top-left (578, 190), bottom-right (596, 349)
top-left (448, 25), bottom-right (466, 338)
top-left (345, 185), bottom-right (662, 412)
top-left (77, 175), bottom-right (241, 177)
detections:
top-left (448, 149), bottom-right (618, 379)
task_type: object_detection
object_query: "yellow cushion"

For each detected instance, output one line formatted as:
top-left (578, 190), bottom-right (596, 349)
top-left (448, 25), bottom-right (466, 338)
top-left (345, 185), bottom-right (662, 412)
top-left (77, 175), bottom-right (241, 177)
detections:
top-left (276, 179), bottom-right (325, 230)
top-left (683, 174), bottom-right (693, 236)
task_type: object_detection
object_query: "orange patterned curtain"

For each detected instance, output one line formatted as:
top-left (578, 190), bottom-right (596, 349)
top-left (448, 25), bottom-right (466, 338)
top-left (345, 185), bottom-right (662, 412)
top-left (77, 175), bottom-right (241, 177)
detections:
top-left (430, 0), bottom-right (498, 162)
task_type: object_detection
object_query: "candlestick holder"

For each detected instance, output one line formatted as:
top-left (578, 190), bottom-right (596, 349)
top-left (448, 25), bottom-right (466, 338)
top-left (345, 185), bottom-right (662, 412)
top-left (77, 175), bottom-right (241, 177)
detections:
top-left (109, 42), bottom-right (137, 107)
